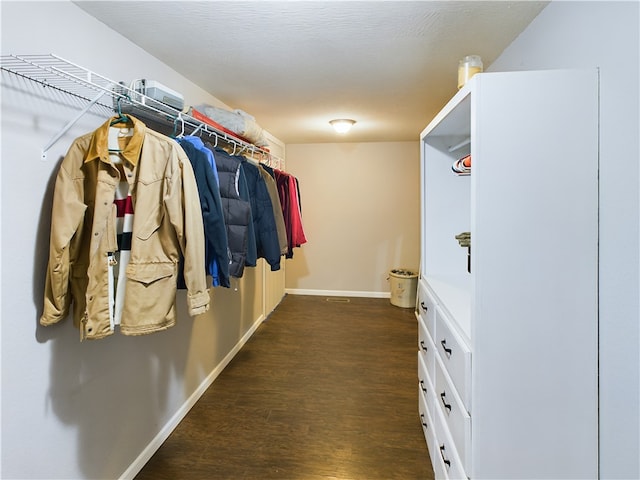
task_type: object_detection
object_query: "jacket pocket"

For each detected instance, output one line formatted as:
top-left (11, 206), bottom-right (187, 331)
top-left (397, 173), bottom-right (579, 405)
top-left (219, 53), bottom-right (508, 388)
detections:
top-left (123, 262), bottom-right (177, 327)
top-left (135, 207), bottom-right (164, 241)
top-left (125, 262), bottom-right (174, 286)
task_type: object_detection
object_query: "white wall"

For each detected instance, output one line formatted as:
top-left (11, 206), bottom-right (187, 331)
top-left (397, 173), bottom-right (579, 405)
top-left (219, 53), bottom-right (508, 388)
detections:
top-left (3, 1), bottom-right (637, 479)
top-left (0, 2), bottom-right (281, 478)
top-left (488, 1), bottom-right (639, 478)
top-left (285, 142), bottom-right (420, 296)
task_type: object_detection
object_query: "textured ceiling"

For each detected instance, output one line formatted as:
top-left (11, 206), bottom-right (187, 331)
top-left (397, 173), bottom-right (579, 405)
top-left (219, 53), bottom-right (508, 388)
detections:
top-left (74, 1), bottom-right (548, 144)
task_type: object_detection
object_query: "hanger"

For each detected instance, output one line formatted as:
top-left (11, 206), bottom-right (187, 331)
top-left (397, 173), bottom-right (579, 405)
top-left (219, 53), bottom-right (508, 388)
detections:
top-left (110, 96), bottom-right (131, 126)
top-left (108, 96), bottom-right (134, 154)
top-left (172, 113), bottom-right (185, 138)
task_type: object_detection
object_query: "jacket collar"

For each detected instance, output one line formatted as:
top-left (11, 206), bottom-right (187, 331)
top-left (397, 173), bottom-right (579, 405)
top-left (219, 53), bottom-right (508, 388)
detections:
top-left (181, 135), bottom-right (205, 150)
top-left (85, 115), bottom-right (146, 166)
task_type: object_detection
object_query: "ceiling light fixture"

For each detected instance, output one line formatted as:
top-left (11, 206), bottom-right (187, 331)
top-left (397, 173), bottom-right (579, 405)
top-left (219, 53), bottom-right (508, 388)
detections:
top-left (329, 118), bottom-right (356, 134)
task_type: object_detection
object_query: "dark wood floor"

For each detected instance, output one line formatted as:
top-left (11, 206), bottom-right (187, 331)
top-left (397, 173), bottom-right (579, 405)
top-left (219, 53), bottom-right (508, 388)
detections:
top-left (135, 295), bottom-right (434, 480)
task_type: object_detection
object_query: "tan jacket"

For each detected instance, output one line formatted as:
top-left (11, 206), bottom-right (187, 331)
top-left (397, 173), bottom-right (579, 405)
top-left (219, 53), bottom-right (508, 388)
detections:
top-left (41, 116), bottom-right (209, 339)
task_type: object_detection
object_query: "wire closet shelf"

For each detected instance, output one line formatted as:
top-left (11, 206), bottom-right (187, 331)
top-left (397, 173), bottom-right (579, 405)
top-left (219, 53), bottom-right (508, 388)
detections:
top-left (0, 53), bottom-right (276, 162)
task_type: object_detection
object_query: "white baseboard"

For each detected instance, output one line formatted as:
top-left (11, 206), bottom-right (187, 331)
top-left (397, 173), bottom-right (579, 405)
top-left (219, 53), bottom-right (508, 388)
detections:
top-left (285, 288), bottom-right (390, 299)
top-left (119, 313), bottom-right (266, 480)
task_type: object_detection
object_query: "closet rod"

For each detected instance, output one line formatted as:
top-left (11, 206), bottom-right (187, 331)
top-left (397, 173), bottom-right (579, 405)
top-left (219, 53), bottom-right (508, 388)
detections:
top-left (448, 137), bottom-right (471, 153)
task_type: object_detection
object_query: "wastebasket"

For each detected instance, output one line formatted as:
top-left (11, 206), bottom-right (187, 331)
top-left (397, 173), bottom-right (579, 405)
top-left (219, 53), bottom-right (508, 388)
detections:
top-left (388, 268), bottom-right (418, 308)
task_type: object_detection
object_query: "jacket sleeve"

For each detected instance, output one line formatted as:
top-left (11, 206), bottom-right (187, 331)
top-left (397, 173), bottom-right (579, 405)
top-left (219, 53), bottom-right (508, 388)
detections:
top-left (164, 145), bottom-right (210, 316)
top-left (204, 166), bottom-right (230, 287)
top-left (40, 142), bottom-right (88, 325)
top-left (237, 164), bottom-right (257, 267)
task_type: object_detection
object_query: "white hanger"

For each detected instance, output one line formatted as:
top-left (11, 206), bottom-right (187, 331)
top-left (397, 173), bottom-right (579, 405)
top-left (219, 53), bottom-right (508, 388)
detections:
top-left (178, 113), bottom-right (185, 137)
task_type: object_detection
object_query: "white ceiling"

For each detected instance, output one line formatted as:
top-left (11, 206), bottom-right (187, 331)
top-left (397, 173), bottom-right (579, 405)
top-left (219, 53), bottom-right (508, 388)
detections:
top-left (74, 1), bottom-right (548, 144)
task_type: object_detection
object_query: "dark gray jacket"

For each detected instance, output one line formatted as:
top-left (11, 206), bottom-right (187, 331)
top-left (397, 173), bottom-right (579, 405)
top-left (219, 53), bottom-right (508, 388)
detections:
top-left (209, 145), bottom-right (253, 278)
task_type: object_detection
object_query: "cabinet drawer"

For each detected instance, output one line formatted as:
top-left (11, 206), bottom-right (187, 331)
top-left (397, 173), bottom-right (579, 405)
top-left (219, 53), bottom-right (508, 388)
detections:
top-left (420, 386), bottom-right (448, 480)
top-left (417, 279), bottom-right (437, 338)
top-left (433, 399), bottom-right (468, 480)
top-left (418, 352), bottom-right (434, 418)
top-left (435, 354), bottom-right (471, 476)
top-left (420, 390), bottom-right (447, 480)
top-left (418, 316), bottom-right (436, 381)
top-left (435, 307), bottom-right (472, 411)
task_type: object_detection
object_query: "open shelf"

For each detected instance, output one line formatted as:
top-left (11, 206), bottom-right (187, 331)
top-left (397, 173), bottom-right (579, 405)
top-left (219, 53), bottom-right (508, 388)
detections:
top-left (0, 54), bottom-right (277, 161)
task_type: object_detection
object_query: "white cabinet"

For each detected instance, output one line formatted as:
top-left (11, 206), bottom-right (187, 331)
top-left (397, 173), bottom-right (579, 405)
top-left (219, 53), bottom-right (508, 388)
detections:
top-left (417, 70), bottom-right (599, 479)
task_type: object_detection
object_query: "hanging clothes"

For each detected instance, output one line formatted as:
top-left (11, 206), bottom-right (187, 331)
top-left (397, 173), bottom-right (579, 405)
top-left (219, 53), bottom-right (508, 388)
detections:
top-left (177, 136), bottom-right (230, 288)
top-left (208, 144), bottom-right (254, 278)
top-left (109, 155), bottom-right (134, 330)
top-left (240, 158), bottom-right (282, 271)
top-left (236, 160), bottom-right (258, 268)
top-left (40, 115), bottom-right (209, 340)
top-left (270, 167), bottom-right (307, 258)
top-left (258, 164), bottom-right (288, 255)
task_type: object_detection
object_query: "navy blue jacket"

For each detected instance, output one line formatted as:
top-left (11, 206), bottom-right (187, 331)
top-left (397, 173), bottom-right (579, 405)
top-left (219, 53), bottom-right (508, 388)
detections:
top-left (178, 138), bottom-right (230, 287)
top-left (241, 159), bottom-right (282, 271)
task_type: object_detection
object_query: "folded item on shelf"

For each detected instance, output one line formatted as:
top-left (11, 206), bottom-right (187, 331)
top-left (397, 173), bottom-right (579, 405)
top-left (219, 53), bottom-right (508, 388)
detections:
top-left (192, 103), bottom-right (269, 147)
top-left (452, 154), bottom-right (471, 175)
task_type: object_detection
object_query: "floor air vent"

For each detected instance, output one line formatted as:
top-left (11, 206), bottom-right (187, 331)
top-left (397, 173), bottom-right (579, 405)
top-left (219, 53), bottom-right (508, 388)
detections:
top-left (325, 297), bottom-right (351, 303)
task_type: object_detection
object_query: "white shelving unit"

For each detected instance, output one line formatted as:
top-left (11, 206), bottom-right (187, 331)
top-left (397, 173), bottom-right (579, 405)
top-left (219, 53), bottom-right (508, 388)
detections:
top-left (0, 54), bottom-right (278, 162)
top-left (417, 69), bottom-right (599, 479)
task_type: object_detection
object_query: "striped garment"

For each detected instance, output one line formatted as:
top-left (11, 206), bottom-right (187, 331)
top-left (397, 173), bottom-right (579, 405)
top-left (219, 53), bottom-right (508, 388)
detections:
top-left (107, 153), bottom-right (134, 329)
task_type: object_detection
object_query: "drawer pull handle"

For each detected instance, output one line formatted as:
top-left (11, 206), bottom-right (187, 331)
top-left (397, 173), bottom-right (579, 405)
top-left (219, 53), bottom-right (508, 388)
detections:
top-left (420, 340), bottom-right (428, 353)
top-left (420, 414), bottom-right (428, 429)
top-left (420, 380), bottom-right (427, 394)
top-left (420, 301), bottom-right (428, 312)
top-left (440, 339), bottom-right (452, 357)
top-left (439, 444), bottom-right (451, 469)
top-left (440, 391), bottom-right (452, 414)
